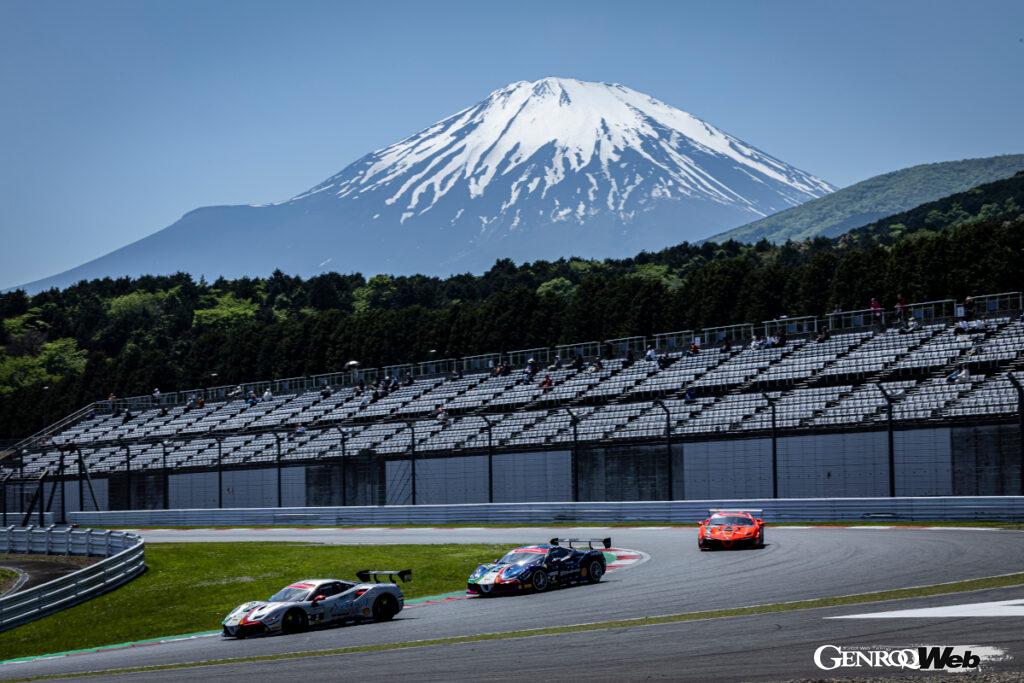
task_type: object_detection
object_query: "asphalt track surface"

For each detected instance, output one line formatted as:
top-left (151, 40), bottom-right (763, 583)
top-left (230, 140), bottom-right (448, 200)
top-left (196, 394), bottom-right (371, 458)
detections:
top-left (4, 526), bottom-right (1024, 682)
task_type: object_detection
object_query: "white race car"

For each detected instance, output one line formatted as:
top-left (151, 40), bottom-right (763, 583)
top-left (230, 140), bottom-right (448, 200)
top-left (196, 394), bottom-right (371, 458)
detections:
top-left (222, 570), bottom-right (409, 637)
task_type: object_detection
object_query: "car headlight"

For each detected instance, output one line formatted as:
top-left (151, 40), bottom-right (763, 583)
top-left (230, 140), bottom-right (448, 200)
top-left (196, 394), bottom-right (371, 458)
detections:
top-left (470, 565), bottom-right (487, 579)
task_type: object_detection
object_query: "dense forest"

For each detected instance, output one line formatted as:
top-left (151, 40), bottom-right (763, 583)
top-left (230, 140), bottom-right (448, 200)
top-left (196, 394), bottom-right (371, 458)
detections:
top-left (2, 174), bottom-right (1023, 440)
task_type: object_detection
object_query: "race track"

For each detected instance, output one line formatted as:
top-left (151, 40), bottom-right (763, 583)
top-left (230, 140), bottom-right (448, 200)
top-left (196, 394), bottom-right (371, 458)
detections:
top-left (4, 525), bottom-right (1024, 681)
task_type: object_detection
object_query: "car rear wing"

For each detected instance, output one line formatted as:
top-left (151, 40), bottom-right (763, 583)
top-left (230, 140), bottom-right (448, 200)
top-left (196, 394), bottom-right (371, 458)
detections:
top-left (549, 537), bottom-right (612, 550)
top-left (355, 569), bottom-right (413, 584)
top-left (708, 509), bottom-right (763, 515)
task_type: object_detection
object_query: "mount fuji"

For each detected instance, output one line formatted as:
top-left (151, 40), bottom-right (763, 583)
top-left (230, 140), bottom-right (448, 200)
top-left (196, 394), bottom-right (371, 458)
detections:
top-left (24, 78), bottom-right (834, 291)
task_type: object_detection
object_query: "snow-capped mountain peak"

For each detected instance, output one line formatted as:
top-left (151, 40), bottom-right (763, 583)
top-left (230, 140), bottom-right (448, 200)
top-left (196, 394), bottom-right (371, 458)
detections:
top-left (25, 78), bottom-right (835, 291)
top-left (296, 77), bottom-right (833, 231)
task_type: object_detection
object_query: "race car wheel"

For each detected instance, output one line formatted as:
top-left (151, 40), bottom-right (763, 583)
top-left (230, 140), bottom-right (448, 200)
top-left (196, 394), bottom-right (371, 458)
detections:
top-left (757, 529), bottom-right (765, 549)
top-left (372, 594), bottom-right (399, 622)
top-left (531, 569), bottom-right (549, 592)
top-left (584, 559), bottom-right (604, 584)
top-left (281, 608), bottom-right (308, 634)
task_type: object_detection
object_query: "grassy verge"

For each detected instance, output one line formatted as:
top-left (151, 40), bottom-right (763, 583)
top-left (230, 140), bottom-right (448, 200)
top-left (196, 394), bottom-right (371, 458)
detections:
top-left (0, 567), bottom-right (17, 595)
top-left (0, 542), bottom-right (512, 662)
top-left (11, 570), bottom-right (1024, 681)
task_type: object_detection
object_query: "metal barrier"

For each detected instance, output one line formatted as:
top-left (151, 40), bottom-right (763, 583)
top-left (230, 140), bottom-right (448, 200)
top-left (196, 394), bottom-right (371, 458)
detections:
top-left (0, 526), bottom-right (145, 632)
top-left (67, 497), bottom-right (1024, 527)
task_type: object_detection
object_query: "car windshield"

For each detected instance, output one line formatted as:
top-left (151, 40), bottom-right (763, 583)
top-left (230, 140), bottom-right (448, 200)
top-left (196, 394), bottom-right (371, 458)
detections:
top-left (499, 550), bottom-right (545, 565)
top-left (268, 586), bottom-right (312, 603)
top-left (708, 515), bottom-right (754, 526)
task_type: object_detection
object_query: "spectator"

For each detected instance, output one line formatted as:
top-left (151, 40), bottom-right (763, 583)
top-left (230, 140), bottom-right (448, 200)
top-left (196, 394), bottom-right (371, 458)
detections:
top-left (500, 362), bottom-right (512, 377)
top-left (158, 406), bottom-right (169, 417)
top-left (122, 409), bottom-right (133, 424)
top-left (526, 358), bottom-right (538, 380)
top-left (262, 388), bottom-right (273, 402)
top-left (768, 334), bottom-right (780, 348)
top-left (749, 336), bottom-right (762, 351)
top-left (404, 373), bottom-right (415, 386)
top-left (816, 327), bottom-right (831, 343)
top-left (657, 354), bottom-right (671, 369)
top-left (964, 295), bottom-right (975, 321)
top-left (247, 393), bottom-right (259, 407)
top-left (955, 319), bottom-right (969, 335)
top-left (434, 405), bottom-right (448, 422)
top-left (551, 355), bottom-right (563, 370)
top-left (571, 354), bottom-right (584, 371)
top-left (185, 394), bottom-right (197, 411)
top-left (721, 339), bottom-right (732, 353)
top-left (228, 385), bottom-right (244, 398)
top-left (870, 297), bottom-right (883, 328)
top-left (320, 385), bottom-right (333, 399)
top-left (683, 387), bottom-right (697, 404)
top-left (152, 388), bottom-right (161, 402)
top-left (295, 423), bottom-right (307, 436)
top-left (197, 396), bottom-right (206, 409)
top-left (955, 366), bottom-right (971, 384)
top-left (539, 374), bottom-right (553, 389)
top-left (687, 340), bottom-right (700, 356)
top-left (623, 349), bottom-right (635, 369)
top-left (645, 346), bottom-right (657, 362)
top-left (895, 294), bottom-right (907, 323)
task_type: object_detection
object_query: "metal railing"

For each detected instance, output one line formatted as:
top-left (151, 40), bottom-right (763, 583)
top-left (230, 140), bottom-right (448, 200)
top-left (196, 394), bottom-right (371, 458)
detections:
top-left (0, 526), bottom-right (145, 632)
top-left (67, 497), bottom-right (1024, 527)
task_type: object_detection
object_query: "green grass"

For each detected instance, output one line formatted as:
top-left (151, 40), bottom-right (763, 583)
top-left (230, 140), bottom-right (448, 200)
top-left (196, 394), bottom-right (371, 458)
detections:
top-left (10, 569), bottom-right (1024, 681)
top-left (0, 567), bottom-right (17, 595)
top-left (0, 542), bottom-right (512, 662)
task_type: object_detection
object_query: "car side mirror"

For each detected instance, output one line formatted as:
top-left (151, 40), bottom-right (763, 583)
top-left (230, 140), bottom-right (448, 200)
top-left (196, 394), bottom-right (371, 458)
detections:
top-left (757, 519), bottom-right (765, 525)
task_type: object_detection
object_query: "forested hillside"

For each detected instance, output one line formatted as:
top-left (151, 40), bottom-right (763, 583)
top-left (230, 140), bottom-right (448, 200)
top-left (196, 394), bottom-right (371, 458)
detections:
top-left (2, 182), bottom-right (1023, 439)
top-left (708, 154), bottom-right (1024, 243)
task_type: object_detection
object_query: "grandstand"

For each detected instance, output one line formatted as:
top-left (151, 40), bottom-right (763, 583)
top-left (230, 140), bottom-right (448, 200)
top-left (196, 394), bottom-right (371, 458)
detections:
top-left (2, 292), bottom-right (1023, 516)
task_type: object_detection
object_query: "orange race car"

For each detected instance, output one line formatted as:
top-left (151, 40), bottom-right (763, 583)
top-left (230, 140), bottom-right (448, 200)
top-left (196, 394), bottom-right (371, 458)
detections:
top-left (698, 509), bottom-right (766, 550)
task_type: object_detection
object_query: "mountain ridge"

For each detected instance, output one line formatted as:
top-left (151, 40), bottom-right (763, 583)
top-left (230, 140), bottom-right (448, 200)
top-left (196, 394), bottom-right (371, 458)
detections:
top-left (707, 154), bottom-right (1024, 244)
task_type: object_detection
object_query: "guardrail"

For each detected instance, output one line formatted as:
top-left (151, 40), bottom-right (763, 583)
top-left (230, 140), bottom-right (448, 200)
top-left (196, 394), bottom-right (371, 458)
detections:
top-left (67, 497), bottom-right (1024, 527)
top-left (0, 526), bottom-right (145, 632)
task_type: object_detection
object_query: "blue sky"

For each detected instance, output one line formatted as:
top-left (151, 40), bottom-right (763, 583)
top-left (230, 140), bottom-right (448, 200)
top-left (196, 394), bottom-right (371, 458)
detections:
top-left (1, 0), bottom-right (1022, 288)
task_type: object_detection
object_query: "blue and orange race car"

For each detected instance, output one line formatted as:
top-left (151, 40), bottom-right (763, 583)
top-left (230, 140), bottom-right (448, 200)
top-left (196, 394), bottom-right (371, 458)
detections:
top-left (698, 509), bottom-right (766, 550)
top-left (466, 538), bottom-right (610, 595)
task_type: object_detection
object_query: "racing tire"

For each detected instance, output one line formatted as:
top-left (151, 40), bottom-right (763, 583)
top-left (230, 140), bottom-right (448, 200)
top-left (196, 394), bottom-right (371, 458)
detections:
top-left (698, 539), bottom-right (710, 551)
top-left (584, 559), bottom-right (604, 584)
top-left (756, 529), bottom-right (765, 549)
top-left (531, 569), bottom-right (549, 593)
top-left (281, 608), bottom-right (309, 634)
top-left (372, 594), bottom-right (399, 622)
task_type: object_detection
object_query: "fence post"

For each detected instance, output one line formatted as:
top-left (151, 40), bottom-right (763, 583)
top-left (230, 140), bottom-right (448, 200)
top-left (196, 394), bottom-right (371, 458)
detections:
top-left (161, 442), bottom-right (170, 510)
top-left (216, 436), bottom-right (223, 509)
top-left (480, 416), bottom-right (495, 504)
top-left (407, 421), bottom-right (417, 506)
top-left (653, 401), bottom-right (673, 500)
top-left (878, 385), bottom-right (897, 497)
top-left (1008, 373), bottom-right (1024, 496)
top-left (274, 433), bottom-right (283, 508)
top-left (763, 393), bottom-right (779, 498)
top-left (335, 427), bottom-right (348, 507)
top-left (566, 407), bottom-right (580, 502)
top-left (123, 443), bottom-right (132, 510)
